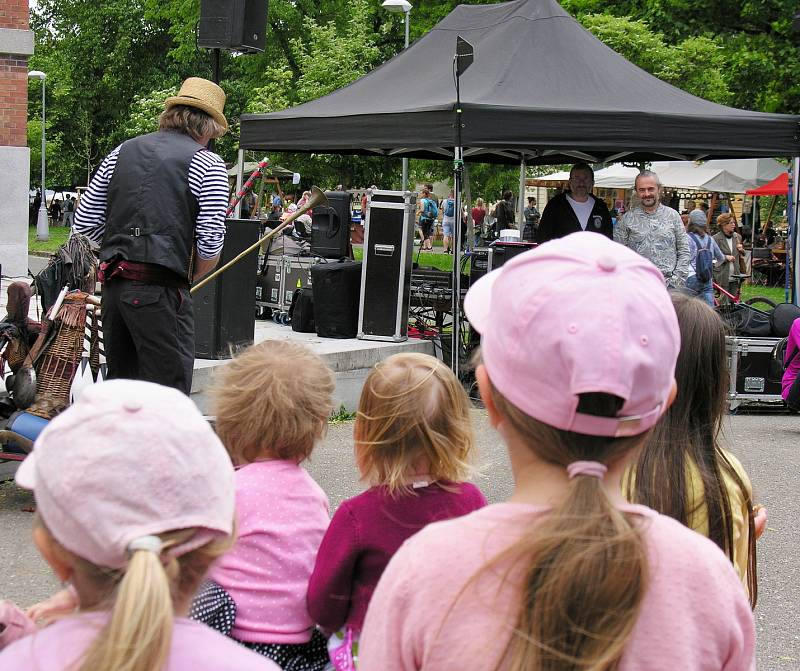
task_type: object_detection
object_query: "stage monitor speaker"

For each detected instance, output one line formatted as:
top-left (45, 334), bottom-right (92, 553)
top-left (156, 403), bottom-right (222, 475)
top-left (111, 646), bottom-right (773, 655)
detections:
top-left (468, 248), bottom-right (492, 287)
top-left (488, 241), bottom-right (537, 270)
top-left (358, 190), bottom-right (416, 342)
top-left (194, 219), bottom-right (260, 359)
top-left (311, 191), bottom-right (351, 259)
top-left (198, 0), bottom-right (268, 53)
top-left (311, 260), bottom-right (362, 339)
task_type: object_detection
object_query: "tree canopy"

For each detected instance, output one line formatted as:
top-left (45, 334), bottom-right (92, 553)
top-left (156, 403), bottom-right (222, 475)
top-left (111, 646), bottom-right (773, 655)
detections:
top-left (27, 0), bottom-right (800, 198)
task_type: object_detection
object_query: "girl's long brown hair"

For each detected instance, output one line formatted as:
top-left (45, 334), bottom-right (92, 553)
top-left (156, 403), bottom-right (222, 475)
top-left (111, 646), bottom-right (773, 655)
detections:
top-left (626, 292), bottom-right (757, 607)
top-left (487, 383), bottom-right (649, 671)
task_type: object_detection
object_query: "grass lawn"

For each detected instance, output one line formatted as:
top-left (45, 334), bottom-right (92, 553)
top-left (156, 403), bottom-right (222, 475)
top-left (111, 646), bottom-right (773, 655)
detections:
top-left (28, 225), bottom-right (70, 255)
top-left (353, 245), bottom-right (455, 272)
top-left (739, 284), bottom-right (787, 305)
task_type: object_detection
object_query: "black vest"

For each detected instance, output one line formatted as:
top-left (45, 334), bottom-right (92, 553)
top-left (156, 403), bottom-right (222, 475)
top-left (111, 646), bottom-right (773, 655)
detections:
top-left (101, 131), bottom-right (202, 278)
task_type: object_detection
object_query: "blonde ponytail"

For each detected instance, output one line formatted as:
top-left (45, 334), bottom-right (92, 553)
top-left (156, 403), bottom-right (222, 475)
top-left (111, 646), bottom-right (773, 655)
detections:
top-left (78, 549), bottom-right (174, 671)
top-left (51, 527), bottom-right (234, 671)
top-left (489, 387), bottom-right (649, 671)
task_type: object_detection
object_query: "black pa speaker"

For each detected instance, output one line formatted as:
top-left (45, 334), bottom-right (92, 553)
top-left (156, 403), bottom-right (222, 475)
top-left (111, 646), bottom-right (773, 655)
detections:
top-left (311, 191), bottom-right (351, 259)
top-left (198, 0), bottom-right (268, 53)
top-left (194, 219), bottom-right (260, 359)
top-left (311, 260), bottom-right (362, 338)
top-left (488, 241), bottom-right (537, 270)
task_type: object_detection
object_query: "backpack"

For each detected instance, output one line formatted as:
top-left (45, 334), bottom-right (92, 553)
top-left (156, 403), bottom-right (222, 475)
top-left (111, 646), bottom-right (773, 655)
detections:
top-left (691, 233), bottom-right (713, 283)
top-left (422, 198), bottom-right (438, 221)
top-left (444, 198), bottom-right (455, 218)
top-left (769, 337), bottom-right (799, 383)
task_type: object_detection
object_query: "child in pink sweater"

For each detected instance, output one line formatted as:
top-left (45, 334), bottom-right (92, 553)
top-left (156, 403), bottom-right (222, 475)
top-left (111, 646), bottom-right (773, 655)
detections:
top-left (307, 353), bottom-right (487, 668)
top-left (190, 341), bottom-right (335, 671)
top-left (360, 233), bottom-right (755, 670)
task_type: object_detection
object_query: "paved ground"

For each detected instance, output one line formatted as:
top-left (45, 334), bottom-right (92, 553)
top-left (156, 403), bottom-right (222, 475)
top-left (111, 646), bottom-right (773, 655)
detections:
top-left (0, 410), bottom-right (797, 667)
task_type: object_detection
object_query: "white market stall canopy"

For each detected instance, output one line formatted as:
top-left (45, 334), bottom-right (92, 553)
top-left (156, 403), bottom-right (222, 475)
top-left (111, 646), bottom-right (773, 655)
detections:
top-left (531, 158), bottom-right (786, 192)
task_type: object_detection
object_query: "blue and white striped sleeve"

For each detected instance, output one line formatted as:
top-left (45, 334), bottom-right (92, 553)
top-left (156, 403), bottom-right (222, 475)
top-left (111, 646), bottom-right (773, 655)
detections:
top-left (73, 145), bottom-right (121, 243)
top-left (189, 150), bottom-right (229, 260)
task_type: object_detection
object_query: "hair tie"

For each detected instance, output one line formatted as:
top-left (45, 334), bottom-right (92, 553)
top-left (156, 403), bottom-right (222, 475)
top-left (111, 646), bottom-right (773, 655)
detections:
top-left (566, 461), bottom-right (608, 479)
top-left (128, 535), bottom-right (163, 555)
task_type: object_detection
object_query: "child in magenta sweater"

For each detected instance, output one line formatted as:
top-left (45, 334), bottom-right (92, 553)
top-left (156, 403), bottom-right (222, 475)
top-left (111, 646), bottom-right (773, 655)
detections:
top-left (307, 353), bottom-right (487, 667)
top-left (190, 340), bottom-right (335, 671)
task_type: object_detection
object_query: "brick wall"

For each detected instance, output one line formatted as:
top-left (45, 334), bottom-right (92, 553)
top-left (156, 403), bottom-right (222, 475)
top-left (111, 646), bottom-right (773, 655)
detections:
top-left (0, 54), bottom-right (28, 147)
top-left (0, 0), bottom-right (30, 147)
top-left (0, 0), bottom-right (29, 30)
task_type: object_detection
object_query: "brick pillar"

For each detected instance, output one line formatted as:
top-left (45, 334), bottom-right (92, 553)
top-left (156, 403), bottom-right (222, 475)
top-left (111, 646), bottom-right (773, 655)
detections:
top-left (0, 0), bottom-right (34, 276)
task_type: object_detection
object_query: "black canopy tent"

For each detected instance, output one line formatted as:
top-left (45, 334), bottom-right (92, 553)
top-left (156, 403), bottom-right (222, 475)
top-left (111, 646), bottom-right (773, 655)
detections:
top-left (240, 0), bottom-right (800, 165)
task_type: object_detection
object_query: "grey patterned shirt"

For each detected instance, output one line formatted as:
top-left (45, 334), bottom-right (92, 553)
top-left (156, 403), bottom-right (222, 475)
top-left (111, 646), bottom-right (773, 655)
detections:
top-left (614, 204), bottom-right (690, 288)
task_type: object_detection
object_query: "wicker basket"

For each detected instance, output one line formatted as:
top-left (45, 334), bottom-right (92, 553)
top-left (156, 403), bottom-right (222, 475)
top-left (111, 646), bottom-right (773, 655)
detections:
top-left (28, 294), bottom-right (95, 420)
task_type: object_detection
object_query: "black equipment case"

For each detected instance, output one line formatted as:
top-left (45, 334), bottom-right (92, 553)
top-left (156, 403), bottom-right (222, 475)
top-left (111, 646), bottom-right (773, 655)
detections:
top-left (311, 260), bottom-right (362, 338)
top-left (358, 189), bottom-right (416, 342)
top-left (726, 336), bottom-right (785, 410)
top-left (255, 254), bottom-right (315, 318)
top-left (311, 191), bottom-right (352, 259)
top-left (194, 218), bottom-right (259, 359)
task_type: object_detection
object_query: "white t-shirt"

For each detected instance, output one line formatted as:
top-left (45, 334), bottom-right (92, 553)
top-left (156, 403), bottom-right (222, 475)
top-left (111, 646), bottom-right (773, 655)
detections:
top-left (566, 194), bottom-right (595, 230)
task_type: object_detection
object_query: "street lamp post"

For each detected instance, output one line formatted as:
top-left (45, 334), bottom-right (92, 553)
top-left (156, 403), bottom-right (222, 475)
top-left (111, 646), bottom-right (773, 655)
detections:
top-left (28, 70), bottom-right (48, 242)
top-left (381, 0), bottom-right (412, 192)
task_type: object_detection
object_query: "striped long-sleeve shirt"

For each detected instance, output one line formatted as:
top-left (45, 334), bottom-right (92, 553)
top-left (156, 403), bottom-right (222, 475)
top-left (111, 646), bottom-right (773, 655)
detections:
top-left (73, 142), bottom-right (229, 260)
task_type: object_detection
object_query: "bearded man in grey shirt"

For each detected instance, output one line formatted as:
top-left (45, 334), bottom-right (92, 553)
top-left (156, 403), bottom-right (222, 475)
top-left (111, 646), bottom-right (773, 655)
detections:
top-left (615, 170), bottom-right (690, 288)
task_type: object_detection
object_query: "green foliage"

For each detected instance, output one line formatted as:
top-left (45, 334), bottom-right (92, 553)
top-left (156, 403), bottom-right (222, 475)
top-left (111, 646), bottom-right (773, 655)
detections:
top-left (25, 0), bottom-right (800, 194)
top-left (329, 404), bottom-right (356, 424)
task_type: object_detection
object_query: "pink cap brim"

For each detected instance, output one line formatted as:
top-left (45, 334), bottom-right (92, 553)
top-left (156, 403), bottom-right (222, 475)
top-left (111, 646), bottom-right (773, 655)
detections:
top-left (14, 453), bottom-right (36, 490)
top-left (463, 268), bottom-right (500, 335)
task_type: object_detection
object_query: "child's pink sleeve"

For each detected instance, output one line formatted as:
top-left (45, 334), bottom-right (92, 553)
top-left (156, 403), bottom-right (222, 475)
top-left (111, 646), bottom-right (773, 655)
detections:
top-left (0, 602), bottom-right (36, 650)
top-left (307, 502), bottom-right (360, 633)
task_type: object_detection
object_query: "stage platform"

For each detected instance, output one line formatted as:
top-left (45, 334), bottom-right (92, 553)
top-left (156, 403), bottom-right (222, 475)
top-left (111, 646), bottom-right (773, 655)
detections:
top-left (193, 321), bottom-right (433, 414)
top-left (3, 268), bottom-right (433, 415)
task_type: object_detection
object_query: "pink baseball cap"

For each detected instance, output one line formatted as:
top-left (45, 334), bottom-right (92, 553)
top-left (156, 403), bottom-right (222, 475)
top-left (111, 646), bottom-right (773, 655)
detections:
top-left (465, 232), bottom-right (680, 437)
top-left (16, 379), bottom-right (235, 569)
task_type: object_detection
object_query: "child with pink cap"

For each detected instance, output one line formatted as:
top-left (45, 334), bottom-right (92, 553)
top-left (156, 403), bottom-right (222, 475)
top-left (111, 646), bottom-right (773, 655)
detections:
top-left (0, 379), bottom-right (277, 670)
top-left (358, 232), bottom-right (755, 671)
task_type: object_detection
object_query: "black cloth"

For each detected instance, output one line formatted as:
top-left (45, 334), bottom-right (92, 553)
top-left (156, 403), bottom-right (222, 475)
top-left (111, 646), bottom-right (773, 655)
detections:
top-left (101, 278), bottom-right (194, 395)
top-left (492, 200), bottom-right (515, 231)
top-left (535, 192), bottom-right (613, 243)
top-left (102, 130), bottom-right (201, 279)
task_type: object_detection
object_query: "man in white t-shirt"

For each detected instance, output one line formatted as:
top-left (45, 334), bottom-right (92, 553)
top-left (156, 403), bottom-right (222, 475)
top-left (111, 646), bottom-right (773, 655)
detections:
top-left (536, 163), bottom-right (613, 243)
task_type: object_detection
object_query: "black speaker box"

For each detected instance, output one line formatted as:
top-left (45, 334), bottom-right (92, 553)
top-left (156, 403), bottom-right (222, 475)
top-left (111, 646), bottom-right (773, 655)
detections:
top-left (194, 219), bottom-right (260, 359)
top-left (312, 191), bottom-right (351, 259)
top-left (468, 248), bottom-right (492, 287)
top-left (488, 241), bottom-right (537, 270)
top-left (198, 0), bottom-right (268, 53)
top-left (311, 260), bottom-right (362, 338)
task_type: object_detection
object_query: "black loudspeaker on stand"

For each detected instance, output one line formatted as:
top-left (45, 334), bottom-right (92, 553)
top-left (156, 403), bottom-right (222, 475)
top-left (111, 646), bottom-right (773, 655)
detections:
top-left (311, 191), bottom-right (352, 259)
top-left (194, 219), bottom-right (260, 359)
top-left (358, 190), bottom-right (417, 342)
top-left (198, 0), bottom-right (268, 53)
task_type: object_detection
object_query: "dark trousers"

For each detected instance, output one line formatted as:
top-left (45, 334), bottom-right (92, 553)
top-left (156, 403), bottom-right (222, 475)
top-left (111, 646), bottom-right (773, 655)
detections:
top-left (102, 278), bottom-right (194, 394)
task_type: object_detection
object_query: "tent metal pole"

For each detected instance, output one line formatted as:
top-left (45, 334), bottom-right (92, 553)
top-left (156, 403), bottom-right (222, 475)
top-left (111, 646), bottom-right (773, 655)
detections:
top-left (234, 148), bottom-right (245, 218)
top-left (451, 36), bottom-right (473, 377)
top-left (518, 157), bottom-right (526, 228)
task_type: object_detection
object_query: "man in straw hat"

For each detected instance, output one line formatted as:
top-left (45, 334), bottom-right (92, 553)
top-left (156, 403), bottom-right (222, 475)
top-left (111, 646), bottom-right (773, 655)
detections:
top-left (74, 77), bottom-right (229, 394)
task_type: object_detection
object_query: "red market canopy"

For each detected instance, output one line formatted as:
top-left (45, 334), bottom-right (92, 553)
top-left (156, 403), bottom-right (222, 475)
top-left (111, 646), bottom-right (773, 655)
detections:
top-left (746, 172), bottom-right (789, 196)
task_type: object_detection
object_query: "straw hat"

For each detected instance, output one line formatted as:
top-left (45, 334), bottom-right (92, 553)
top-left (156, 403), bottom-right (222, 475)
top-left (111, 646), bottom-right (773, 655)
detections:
top-left (165, 77), bottom-right (228, 131)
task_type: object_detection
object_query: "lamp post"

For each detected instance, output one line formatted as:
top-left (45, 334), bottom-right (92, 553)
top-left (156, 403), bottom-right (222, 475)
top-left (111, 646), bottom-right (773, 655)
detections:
top-left (28, 70), bottom-right (48, 242)
top-left (381, 0), bottom-right (412, 192)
